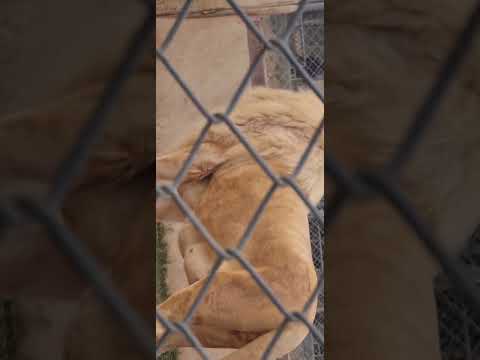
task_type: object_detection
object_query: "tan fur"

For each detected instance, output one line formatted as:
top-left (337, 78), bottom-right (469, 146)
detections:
top-left (156, 87), bottom-right (324, 359)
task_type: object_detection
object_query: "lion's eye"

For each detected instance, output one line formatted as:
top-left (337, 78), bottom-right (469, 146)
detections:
top-left (201, 171), bottom-right (214, 182)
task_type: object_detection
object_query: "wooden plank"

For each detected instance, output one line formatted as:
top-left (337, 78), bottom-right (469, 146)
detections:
top-left (157, 0), bottom-right (300, 17)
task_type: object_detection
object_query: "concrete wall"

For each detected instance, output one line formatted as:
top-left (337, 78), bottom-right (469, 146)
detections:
top-left (156, 16), bottom-right (251, 154)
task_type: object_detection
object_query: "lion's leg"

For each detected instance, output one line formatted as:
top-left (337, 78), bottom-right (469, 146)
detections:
top-left (156, 267), bottom-right (315, 337)
top-left (156, 324), bottom-right (264, 351)
top-left (157, 302), bottom-right (317, 360)
top-left (178, 224), bottom-right (201, 258)
top-left (182, 243), bottom-right (216, 284)
top-left (220, 322), bottom-right (313, 360)
top-left (156, 198), bottom-right (187, 222)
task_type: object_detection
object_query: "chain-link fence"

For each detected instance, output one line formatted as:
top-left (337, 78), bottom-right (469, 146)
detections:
top-left (308, 202), bottom-right (324, 360)
top-left (268, 9), bottom-right (325, 358)
top-left (0, 0), bottom-right (478, 359)
top-left (264, 5), bottom-right (324, 90)
top-left (156, 0), bottom-right (324, 359)
top-left (436, 227), bottom-right (480, 359)
top-left (158, 0), bottom-right (480, 359)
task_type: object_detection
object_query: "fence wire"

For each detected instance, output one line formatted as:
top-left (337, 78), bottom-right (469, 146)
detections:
top-left (264, 6), bottom-right (324, 90)
top-left (308, 201), bottom-right (324, 360)
top-left (0, 0), bottom-right (478, 359)
top-left (271, 9), bottom-right (325, 358)
top-left (156, 1), bottom-right (324, 359)
top-left (436, 227), bottom-right (480, 359)
top-left (157, 0), bottom-right (480, 359)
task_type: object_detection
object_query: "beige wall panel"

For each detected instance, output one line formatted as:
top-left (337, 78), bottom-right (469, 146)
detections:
top-left (156, 16), bottom-right (250, 154)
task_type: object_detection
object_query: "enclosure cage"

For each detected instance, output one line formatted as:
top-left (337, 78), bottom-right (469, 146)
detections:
top-left (6, 0), bottom-right (479, 359)
top-left (308, 202), bottom-right (325, 360)
top-left (263, 5), bottom-right (325, 359)
top-left (435, 227), bottom-right (480, 360)
top-left (263, 3), bottom-right (324, 91)
top-left (261, 5), bottom-right (480, 360)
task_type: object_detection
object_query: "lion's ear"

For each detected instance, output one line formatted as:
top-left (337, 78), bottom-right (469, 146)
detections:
top-left (156, 142), bottom-right (225, 183)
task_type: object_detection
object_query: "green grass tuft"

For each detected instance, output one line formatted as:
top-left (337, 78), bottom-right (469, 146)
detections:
top-left (156, 223), bottom-right (178, 360)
